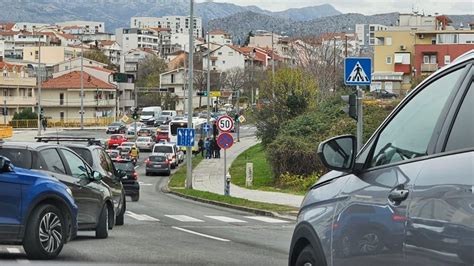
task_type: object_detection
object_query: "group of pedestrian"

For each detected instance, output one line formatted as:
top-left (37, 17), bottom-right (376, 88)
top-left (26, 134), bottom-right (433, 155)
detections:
top-left (198, 137), bottom-right (221, 159)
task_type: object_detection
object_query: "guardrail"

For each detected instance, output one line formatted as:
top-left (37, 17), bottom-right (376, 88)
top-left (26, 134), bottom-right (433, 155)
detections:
top-left (10, 117), bottom-right (115, 128)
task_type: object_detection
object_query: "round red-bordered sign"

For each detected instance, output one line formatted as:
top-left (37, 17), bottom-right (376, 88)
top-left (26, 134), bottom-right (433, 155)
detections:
top-left (217, 133), bottom-right (234, 150)
top-left (216, 115), bottom-right (234, 132)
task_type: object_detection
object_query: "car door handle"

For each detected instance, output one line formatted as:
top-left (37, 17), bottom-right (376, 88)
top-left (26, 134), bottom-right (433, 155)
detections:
top-left (388, 185), bottom-right (409, 203)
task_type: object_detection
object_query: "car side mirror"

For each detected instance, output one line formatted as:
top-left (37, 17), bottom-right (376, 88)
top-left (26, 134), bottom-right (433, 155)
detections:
top-left (317, 135), bottom-right (356, 172)
top-left (92, 171), bottom-right (103, 181)
top-left (0, 157), bottom-right (12, 172)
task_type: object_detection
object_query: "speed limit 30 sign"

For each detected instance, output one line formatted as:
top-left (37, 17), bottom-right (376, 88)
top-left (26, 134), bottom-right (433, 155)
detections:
top-left (217, 115), bottom-right (234, 132)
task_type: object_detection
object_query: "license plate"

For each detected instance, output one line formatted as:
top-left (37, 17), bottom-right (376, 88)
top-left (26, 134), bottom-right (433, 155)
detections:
top-left (154, 165), bottom-right (161, 168)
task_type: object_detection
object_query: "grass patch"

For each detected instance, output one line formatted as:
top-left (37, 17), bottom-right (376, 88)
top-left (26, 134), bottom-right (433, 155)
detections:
top-left (229, 143), bottom-right (306, 195)
top-left (173, 188), bottom-right (298, 213)
top-left (168, 155), bottom-right (204, 188)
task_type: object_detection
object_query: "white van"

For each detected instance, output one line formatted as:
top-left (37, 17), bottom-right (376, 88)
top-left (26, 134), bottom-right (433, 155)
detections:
top-left (161, 110), bottom-right (177, 120)
top-left (140, 106), bottom-right (162, 125)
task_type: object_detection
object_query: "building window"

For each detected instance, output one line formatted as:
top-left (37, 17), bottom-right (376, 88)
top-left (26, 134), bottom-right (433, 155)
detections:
top-left (222, 60), bottom-right (226, 64)
top-left (386, 56), bottom-right (392, 64)
top-left (171, 74), bottom-right (175, 83)
top-left (60, 112), bottom-right (64, 122)
top-left (386, 37), bottom-right (392, 45)
top-left (211, 60), bottom-right (216, 66)
top-left (218, 52), bottom-right (222, 55)
top-left (228, 52), bottom-right (233, 56)
top-left (444, 55), bottom-right (451, 65)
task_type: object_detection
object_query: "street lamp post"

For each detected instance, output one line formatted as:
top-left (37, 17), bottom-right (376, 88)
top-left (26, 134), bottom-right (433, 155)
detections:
top-left (185, 0), bottom-right (194, 189)
top-left (80, 36), bottom-right (84, 130)
top-left (206, 31), bottom-right (211, 138)
top-left (36, 30), bottom-right (42, 136)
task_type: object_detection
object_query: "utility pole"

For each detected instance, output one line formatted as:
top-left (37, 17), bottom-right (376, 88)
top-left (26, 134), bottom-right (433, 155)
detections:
top-left (185, 0), bottom-right (194, 190)
top-left (271, 31), bottom-right (275, 98)
top-left (206, 31), bottom-right (211, 137)
top-left (3, 99), bottom-right (6, 125)
top-left (36, 29), bottom-right (42, 136)
top-left (236, 89), bottom-right (240, 142)
top-left (80, 35), bottom-right (84, 130)
top-left (345, 35), bottom-right (348, 58)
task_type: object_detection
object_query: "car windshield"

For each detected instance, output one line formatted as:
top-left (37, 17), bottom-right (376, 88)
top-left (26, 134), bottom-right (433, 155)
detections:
top-left (0, 148), bottom-right (33, 168)
top-left (110, 123), bottom-right (122, 126)
top-left (137, 137), bottom-right (150, 142)
top-left (162, 111), bottom-right (171, 116)
top-left (110, 135), bottom-right (122, 140)
top-left (158, 132), bottom-right (168, 136)
top-left (153, 146), bottom-right (173, 153)
top-left (113, 161), bottom-right (134, 171)
top-left (142, 111), bottom-right (154, 116)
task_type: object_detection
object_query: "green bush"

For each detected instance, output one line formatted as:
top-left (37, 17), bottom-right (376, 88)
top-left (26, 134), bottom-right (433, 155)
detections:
top-left (277, 172), bottom-right (320, 192)
top-left (13, 108), bottom-right (37, 120)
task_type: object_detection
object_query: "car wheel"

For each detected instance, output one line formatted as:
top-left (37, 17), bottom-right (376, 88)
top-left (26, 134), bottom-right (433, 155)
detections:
top-left (145, 172), bottom-right (149, 176)
top-left (23, 204), bottom-right (66, 260)
top-left (115, 196), bottom-right (126, 226)
top-left (132, 194), bottom-right (139, 202)
top-left (166, 170), bottom-right (171, 176)
top-left (95, 204), bottom-right (109, 239)
top-left (295, 245), bottom-right (317, 266)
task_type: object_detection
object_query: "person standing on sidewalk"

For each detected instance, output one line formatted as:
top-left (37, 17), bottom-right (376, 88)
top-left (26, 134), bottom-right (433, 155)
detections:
top-left (42, 117), bottom-right (47, 131)
top-left (204, 137), bottom-right (211, 159)
top-left (198, 137), bottom-right (204, 158)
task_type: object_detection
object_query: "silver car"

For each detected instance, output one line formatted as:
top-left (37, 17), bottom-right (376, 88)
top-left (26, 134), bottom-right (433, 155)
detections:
top-left (136, 137), bottom-right (155, 152)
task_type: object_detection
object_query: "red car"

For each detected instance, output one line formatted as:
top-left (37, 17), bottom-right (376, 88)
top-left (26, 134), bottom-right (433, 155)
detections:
top-left (156, 130), bottom-right (170, 142)
top-left (108, 134), bottom-right (128, 149)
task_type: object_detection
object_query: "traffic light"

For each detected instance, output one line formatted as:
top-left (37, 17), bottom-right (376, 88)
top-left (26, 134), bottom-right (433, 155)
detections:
top-left (131, 107), bottom-right (139, 120)
top-left (2, 107), bottom-right (7, 116)
top-left (341, 93), bottom-right (358, 120)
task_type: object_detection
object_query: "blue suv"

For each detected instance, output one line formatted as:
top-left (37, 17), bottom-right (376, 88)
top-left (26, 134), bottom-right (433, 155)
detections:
top-left (0, 156), bottom-right (78, 259)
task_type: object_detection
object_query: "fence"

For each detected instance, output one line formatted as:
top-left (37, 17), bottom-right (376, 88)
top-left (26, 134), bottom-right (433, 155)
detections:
top-left (10, 117), bottom-right (115, 128)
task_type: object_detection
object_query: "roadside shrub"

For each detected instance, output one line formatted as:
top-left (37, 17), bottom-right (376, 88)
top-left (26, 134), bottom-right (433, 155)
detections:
top-left (277, 172), bottom-right (320, 192)
top-left (12, 108), bottom-right (37, 120)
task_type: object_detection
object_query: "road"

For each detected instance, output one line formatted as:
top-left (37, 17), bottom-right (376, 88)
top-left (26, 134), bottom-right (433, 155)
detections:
top-left (1, 126), bottom-right (294, 265)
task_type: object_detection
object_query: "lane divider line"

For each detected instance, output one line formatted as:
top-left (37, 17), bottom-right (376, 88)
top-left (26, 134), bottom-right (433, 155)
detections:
top-left (244, 216), bottom-right (289, 224)
top-left (6, 247), bottom-right (21, 254)
top-left (205, 216), bottom-right (247, 223)
top-left (125, 211), bottom-right (159, 221)
top-left (165, 215), bottom-right (204, 222)
top-left (172, 226), bottom-right (230, 242)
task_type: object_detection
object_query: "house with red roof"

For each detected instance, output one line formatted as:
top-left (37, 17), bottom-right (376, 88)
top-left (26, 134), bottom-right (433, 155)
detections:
top-left (41, 71), bottom-right (117, 120)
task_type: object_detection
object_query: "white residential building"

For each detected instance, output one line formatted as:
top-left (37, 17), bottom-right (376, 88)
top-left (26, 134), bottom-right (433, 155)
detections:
top-left (202, 44), bottom-right (246, 72)
top-left (116, 28), bottom-right (160, 53)
top-left (99, 40), bottom-right (121, 65)
top-left (355, 24), bottom-right (388, 47)
top-left (120, 48), bottom-right (157, 78)
top-left (206, 30), bottom-right (232, 45)
top-left (12, 22), bottom-right (50, 32)
top-left (159, 67), bottom-right (202, 112)
top-left (131, 16), bottom-right (202, 38)
top-left (53, 57), bottom-right (107, 73)
top-left (56, 21), bottom-right (105, 34)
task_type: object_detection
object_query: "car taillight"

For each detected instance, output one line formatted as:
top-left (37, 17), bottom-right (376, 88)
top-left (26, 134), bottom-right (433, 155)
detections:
top-left (392, 214), bottom-right (407, 222)
top-left (133, 172), bottom-right (138, 180)
top-left (145, 159), bottom-right (151, 165)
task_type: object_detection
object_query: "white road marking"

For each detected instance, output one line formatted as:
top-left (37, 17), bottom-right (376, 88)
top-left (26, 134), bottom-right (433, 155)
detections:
top-left (134, 165), bottom-right (140, 169)
top-left (244, 216), bottom-right (289, 224)
top-left (125, 211), bottom-right (160, 222)
top-left (205, 216), bottom-right (247, 223)
top-left (172, 226), bottom-right (230, 242)
top-left (165, 215), bottom-right (204, 222)
top-left (16, 259), bottom-right (31, 264)
top-left (138, 182), bottom-right (153, 186)
top-left (6, 247), bottom-right (21, 254)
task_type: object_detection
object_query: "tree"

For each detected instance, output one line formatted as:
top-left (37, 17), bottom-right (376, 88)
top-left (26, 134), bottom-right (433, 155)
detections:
top-left (254, 68), bottom-right (318, 145)
top-left (83, 50), bottom-right (115, 70)
top-left (243, 31), bottom-right (254, 46)
top-left (13, 108), bottom-right (37, 120)
top-left (136, 55), bottom-right (168, 88)
top-left (193, 71), bottom-right (207, 109)
top-left (223, 68), bottom-right (246, 106)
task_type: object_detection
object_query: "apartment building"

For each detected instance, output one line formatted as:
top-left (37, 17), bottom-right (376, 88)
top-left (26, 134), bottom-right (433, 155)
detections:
top-left (201, 44), bottom-right (246, 72)
top-left (56, 21), bottom-right (105, 34)
top-left (23, 46), bottom-right (85, 66)
top-left (53, 57), bottom-right (107, 73)
top-left (11, 23), bottom-right (50, 32)
top-left (98, 40), bottom-right (122, 65)
top-left (131, 16), bottom-right (202, 38)
top-left (119, 48), bottom-right (157, 78)
top-left (373, 13), bottom-right (474, 94)
top-left (0, 31), bottom-right (55, 59)
top-left (41, 71), bottom-right (116, 120)
top-left (319, 32), bottom-right (361, 57)
top-left (355, 24), bottom-right (388, 47)
top-left (116, 28), bottom-right (159, 54)
top-left (0, 61), bottom-right (37, 122)
top-left (249, 31), bottom-right (290, 63)
top-left (159, 68), bottom-right (203, 112)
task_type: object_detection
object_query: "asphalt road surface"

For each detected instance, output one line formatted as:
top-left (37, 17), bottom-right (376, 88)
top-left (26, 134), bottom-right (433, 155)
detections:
top-left (1, 126), bottom-right (294, 265)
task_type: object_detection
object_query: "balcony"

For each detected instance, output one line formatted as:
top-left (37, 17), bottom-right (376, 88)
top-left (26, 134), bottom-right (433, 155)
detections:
top-left (0, 96), bottom-right (36, 106)
top-left (421, 63), bottom-right (438, 72)
top-left (394, 64), bottom-right (411, 74)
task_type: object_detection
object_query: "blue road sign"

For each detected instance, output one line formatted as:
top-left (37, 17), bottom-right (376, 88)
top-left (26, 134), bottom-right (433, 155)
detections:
top-left (177, 128), bottom-right (195, 147)
top-left (203, 123), bottom-right (211, 133)
top-left (344, 57), bottom-right (372, 86)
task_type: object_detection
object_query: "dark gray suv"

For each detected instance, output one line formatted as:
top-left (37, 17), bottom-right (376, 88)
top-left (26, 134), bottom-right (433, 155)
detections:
top-left (289, 50), bottom-right (473, 266)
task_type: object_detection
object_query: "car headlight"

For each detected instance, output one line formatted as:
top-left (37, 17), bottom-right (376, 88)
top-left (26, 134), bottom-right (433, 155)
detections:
top-left (66, 187), bottom-right (73, 196)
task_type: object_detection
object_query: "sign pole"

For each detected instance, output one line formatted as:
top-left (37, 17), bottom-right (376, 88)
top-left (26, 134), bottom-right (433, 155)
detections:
top-left (224, 148), bottom-right (229, 196)
top-left (185, 0), bottom-right (195, 190)
top-left (356, 85), bottom-right (363, 152)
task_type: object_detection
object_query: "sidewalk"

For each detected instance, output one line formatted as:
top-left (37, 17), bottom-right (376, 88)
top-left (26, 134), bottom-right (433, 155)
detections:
top-left (192, 136), bottom-right (304, 208)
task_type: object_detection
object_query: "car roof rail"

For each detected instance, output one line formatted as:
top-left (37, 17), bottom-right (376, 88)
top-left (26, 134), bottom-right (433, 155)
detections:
top-left (35, 136), bottom-right (100, 146)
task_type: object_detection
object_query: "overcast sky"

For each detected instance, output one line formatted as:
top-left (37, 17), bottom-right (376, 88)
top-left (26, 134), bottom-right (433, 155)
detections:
top-left (197, 0), bottom-right (473, 15)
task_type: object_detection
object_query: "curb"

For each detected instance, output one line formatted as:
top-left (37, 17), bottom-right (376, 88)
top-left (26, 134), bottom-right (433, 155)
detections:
top-left (162, 185), bottom-right (297, 221)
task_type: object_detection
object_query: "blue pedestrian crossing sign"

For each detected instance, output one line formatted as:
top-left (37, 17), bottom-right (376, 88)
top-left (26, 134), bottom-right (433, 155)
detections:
top-left (203, 123), bottom-right (211, 133)
top-left (344, 57), bottom-right (372, 86)
top-left (177, 128), bottom-right (195, 147)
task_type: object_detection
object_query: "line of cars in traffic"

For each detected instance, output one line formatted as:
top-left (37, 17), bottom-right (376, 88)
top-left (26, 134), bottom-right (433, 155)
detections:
top-left (0, 136), bottom-right (139, 259)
